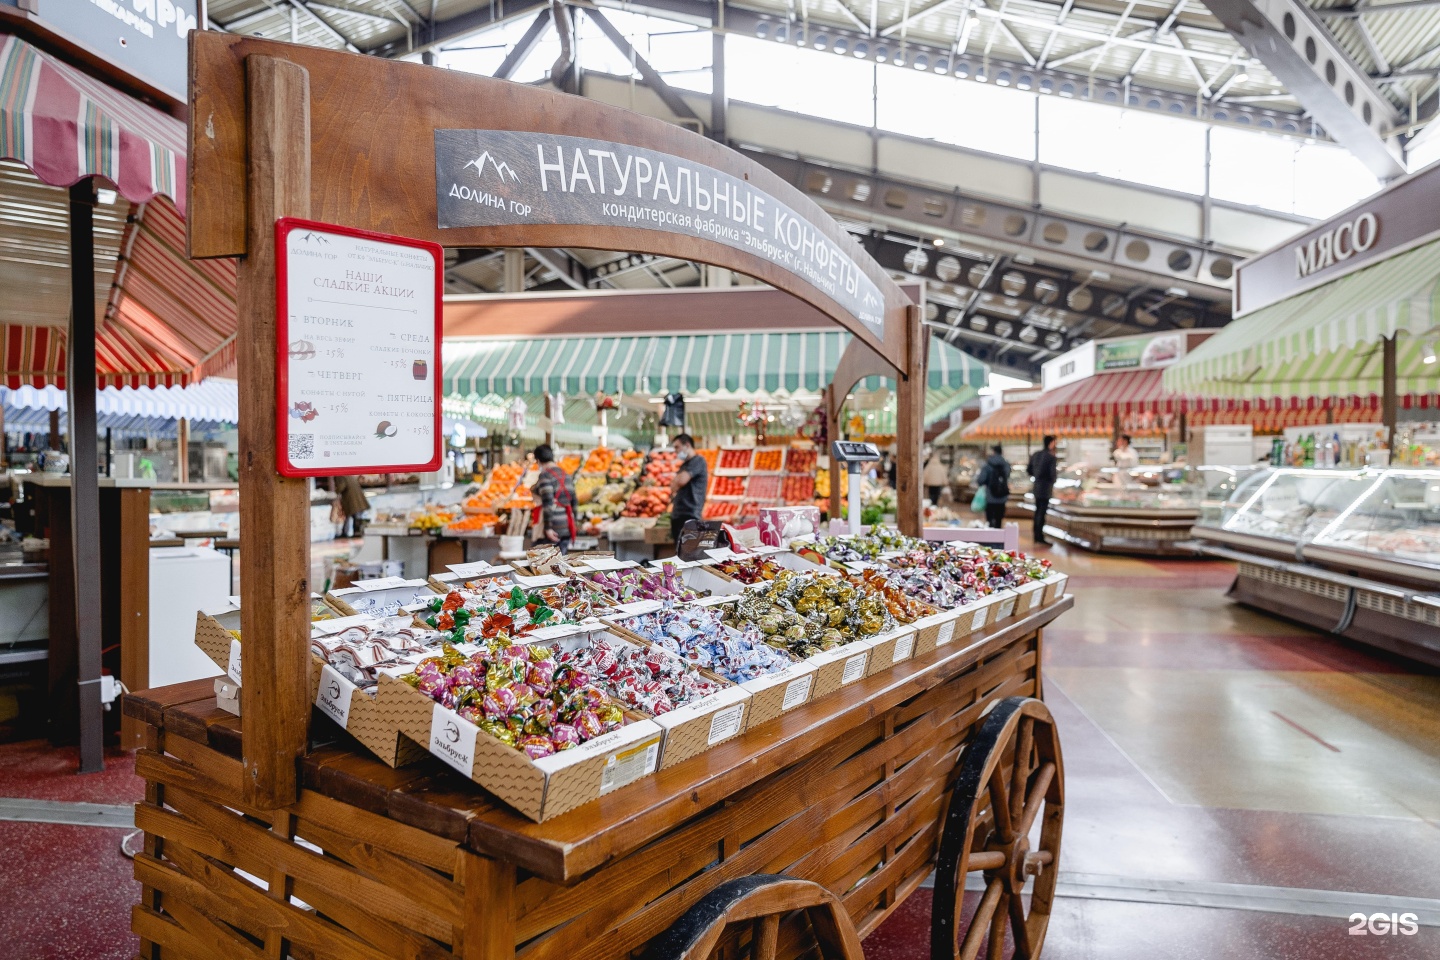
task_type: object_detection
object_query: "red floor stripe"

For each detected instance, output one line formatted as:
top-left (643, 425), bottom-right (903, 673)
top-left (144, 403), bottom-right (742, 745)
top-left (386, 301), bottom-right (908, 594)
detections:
top-left (1270, 711), bottom-right (1342, 753)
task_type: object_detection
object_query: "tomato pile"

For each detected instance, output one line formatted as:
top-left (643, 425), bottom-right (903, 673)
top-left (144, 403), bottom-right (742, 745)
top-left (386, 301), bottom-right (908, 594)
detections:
top-left (782, 475), bottom-right (815, 503)
top-left (712, 476), bottom-right (745, 497)
top-left (718, 449), bottom-right (752, 470)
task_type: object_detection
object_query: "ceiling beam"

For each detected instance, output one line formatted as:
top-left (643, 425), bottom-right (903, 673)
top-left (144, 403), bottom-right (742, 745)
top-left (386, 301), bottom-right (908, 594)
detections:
top-left (525, 247), bottom-right (591, 290)
top-left (1204, 0), bottom-right (1405, 179)
top-left (372, 0), bottom-right (547, 55)
top-left (305, 2), bottom-right (401, 27)
top-left (493, 8), bottom-right (553, 80)
top-left (585, 6), bottom-right (705, 126)
top-left (285, 0), bottom-right (362, 51)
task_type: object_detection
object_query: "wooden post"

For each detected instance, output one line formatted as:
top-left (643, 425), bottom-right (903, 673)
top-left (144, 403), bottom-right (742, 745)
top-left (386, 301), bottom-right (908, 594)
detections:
top-left (68, 179), bottom-right (104, 774)
top-left (895, 305), bottom-right (926, 537)
top-left (236, 55), bottom-right (314, 810)
top-left (826, 384), bottom-right (842, 522)
top-left (48, 407), bottom-right (60, 451)
top-left (1382, 334), bottom-right (1397, 454)
top-left (176, 417), bottom-right (190, 483)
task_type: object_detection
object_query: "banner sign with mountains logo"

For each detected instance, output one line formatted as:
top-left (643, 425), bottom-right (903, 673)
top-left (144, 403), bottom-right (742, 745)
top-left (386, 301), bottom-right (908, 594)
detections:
top-left (275, 218), bottom-right (444, 477)
top-left (434, 130), bottom-right (886, 338)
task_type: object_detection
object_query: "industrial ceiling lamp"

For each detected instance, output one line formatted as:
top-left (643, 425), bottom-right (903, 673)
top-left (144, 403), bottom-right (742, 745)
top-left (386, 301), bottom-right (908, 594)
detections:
top-left (1423, 339), bottom-right (1437, 364)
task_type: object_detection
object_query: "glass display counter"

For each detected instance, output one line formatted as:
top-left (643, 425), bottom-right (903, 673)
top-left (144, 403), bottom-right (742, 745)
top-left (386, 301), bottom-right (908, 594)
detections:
top-left (1305, 470), bottom-right (1440, 586)
top-left (1191, 467), bottom-right (1440, 667)
top-left (1040, 465), bottom-right (1205, 553)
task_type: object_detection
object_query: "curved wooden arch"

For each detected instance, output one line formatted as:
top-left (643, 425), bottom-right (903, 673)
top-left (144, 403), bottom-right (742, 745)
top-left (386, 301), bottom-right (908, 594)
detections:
top-left (187, 31), bottom-right (910, 370)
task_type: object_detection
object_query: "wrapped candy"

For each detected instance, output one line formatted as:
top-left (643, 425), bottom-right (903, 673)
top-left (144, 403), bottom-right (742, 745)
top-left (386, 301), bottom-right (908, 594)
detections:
top-left (721, 570), bottom-right (896, 659)
top-left (310, 619), bottom-right (445, 689)
top-left (715, 557), bottom-right (785, 585)
top-left (559, 636), bottom-right (725, 715)
top-left (622, 608), bottom-right (794, 683)
top-left (400, 640), bottom-right (626, 759)
top-left (588, 567), bottom-right (704, 604)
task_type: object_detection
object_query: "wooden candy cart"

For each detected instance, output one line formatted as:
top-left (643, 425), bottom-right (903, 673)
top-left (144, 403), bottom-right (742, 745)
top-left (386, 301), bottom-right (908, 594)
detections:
top-left (127, 594), bottom-right (1069, 960)
top-left (126, 32), bottom-right (1071, 960)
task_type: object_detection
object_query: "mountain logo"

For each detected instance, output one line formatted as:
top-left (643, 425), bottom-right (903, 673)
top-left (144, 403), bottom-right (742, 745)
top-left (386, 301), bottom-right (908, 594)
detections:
top-left (463, 151), bottom-right (520, 183)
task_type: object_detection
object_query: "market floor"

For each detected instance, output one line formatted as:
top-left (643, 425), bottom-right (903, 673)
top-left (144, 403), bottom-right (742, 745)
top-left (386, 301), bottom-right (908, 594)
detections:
top-left (1, 531), bottom-right (1438, 958)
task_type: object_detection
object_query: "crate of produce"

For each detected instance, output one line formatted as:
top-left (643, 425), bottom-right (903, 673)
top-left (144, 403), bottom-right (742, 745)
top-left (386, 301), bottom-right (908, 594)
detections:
top-left (807, 640), bottom-right (872, 698)
top-left (750, 447), bottom-right (785, 473)
top-left (716, 447), bottom-right (754, 474)
top-left (784, 447), bottom-right (818, 474)
top-left (781, 474), bottom-right (815, 504)
top-left (746, 474), bottom-right (783, 500)
top-left (909, 606), bottom-right (964, 658)
top-left (375, 642), bottom-right (664, 822)
top-left (620, 484), bottom-right (671, 519)
top-left (710, 475), bottom-right (746, 498)
top-left (702, 500), bottom-right (741, 521)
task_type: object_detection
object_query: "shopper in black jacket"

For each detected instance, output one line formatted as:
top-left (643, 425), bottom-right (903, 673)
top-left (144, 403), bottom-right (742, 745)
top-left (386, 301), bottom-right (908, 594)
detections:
top-left (1027, 435), bottom-right (1059, 546)
top-left (974, 445), bottom-right (1011, 529)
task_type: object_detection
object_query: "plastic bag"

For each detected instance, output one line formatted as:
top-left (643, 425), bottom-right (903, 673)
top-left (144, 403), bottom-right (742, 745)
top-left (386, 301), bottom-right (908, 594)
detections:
top-left (970, 486), bottom-right (987, 512)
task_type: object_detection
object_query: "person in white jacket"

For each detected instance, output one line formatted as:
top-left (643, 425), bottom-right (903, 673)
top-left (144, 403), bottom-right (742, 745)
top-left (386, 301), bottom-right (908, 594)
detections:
top-left (922, 449), bottom-right (949, 503)
top-left (1112, 433), bottom-right (1140, 469)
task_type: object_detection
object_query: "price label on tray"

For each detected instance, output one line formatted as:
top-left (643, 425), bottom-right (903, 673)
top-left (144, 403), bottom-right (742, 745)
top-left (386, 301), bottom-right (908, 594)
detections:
top-left (314, 665), bottom-right (356, 727)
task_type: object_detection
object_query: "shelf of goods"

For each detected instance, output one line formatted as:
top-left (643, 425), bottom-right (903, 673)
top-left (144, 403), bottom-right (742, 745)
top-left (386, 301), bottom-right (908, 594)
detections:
top-left (705, 445), bottom-right (823, 521)
top-left (1034, 464), bottom-right (1207, 554)
top-left (1191, 467), bottom-right (1440, 667)
top-left (133, 531), bottom-right (1070, 960)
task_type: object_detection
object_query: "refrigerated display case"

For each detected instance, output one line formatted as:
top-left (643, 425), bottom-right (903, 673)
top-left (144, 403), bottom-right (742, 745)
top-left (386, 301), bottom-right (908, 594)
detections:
top-left (1191, 467), bottom-right (1440, 667)
top-left (1196, 465), bottom-right (1267, 527)
top-left (1035, 464), bottom-right (1205, 553)
top-left (1191, 468), bottom-right (1372, 560)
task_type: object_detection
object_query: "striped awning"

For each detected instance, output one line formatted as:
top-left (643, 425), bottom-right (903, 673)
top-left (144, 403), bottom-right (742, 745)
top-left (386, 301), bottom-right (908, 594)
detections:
top-left (443, 332), bottom-right (986, 401)
top-left (107, 197), bottom-right (239, 381)
top-left (0, 320), bottom-right (190, 389)
top-left (1165, 238), bottom-right (1440, 407)
top-left (1021, 369), bottom-right (1184, 424)
top-left (0, 35), bottom-right (186, 211)
top-left (960, 402), bottom-right (1038, 442)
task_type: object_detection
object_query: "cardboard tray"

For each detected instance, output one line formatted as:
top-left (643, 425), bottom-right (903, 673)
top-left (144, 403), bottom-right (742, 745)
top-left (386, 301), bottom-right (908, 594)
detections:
top-left (865, 624), bottom-right (918, 676)
top-left (326, 577), bottom-right (444, 618)
top-left (1013, 580), bottom-right (1048, 617)
top-left (591, 620), bottom-right (752, 769)
top-left (375, 671), bottom-right (664, 822)
top-left (909, 606), bottom-right (963, 658)
top-left (194, 609), bottom-right (428, 768)
top-left (808, 640), bottom-right (873, 699)
top-left (1040, 572), bottom-right (1070, 606)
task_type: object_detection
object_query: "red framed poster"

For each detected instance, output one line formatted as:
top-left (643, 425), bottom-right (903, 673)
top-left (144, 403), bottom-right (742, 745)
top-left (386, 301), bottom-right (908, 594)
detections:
top-left (275, 218), bottom-right (444, 478)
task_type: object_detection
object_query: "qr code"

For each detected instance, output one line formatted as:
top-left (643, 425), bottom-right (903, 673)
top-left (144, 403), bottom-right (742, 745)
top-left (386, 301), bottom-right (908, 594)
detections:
top-left (289, 434), bottom-right (315, 460)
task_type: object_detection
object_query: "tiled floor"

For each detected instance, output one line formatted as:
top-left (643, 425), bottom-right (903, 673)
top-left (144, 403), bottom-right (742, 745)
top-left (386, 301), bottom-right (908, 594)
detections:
top-left (1, 530), bottom-right (1437, 958)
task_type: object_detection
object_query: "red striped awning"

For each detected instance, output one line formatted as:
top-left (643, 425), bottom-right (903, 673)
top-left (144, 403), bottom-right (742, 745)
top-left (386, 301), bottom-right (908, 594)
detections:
top-left (0, 34), bottom-right (186, 211)
top-left (1022, 369), bottom-right (1184, 424)
top-left (107, 197), bottom-right (239, 381)
top-left (0, 319), bottom-right (194, 390)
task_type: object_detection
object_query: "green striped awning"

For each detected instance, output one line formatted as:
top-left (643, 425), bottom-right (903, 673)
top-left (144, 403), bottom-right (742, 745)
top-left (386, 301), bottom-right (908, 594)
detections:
top-left (442, 332), bottom-right (987, 400)
top-left (1165, 239), bottom-right (1440, 403)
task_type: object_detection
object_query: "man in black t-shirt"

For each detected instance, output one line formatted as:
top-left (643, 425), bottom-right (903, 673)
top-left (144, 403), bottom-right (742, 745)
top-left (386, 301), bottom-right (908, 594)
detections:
top-left (668, 433), bottom-right (707, 541)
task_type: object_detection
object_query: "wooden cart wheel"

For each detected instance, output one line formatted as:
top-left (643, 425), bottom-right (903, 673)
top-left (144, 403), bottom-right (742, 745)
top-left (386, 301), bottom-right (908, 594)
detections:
top-left (645, 874), bottom-right (865, 960)
top-left (931, 697), bottom-right (1064, 960)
